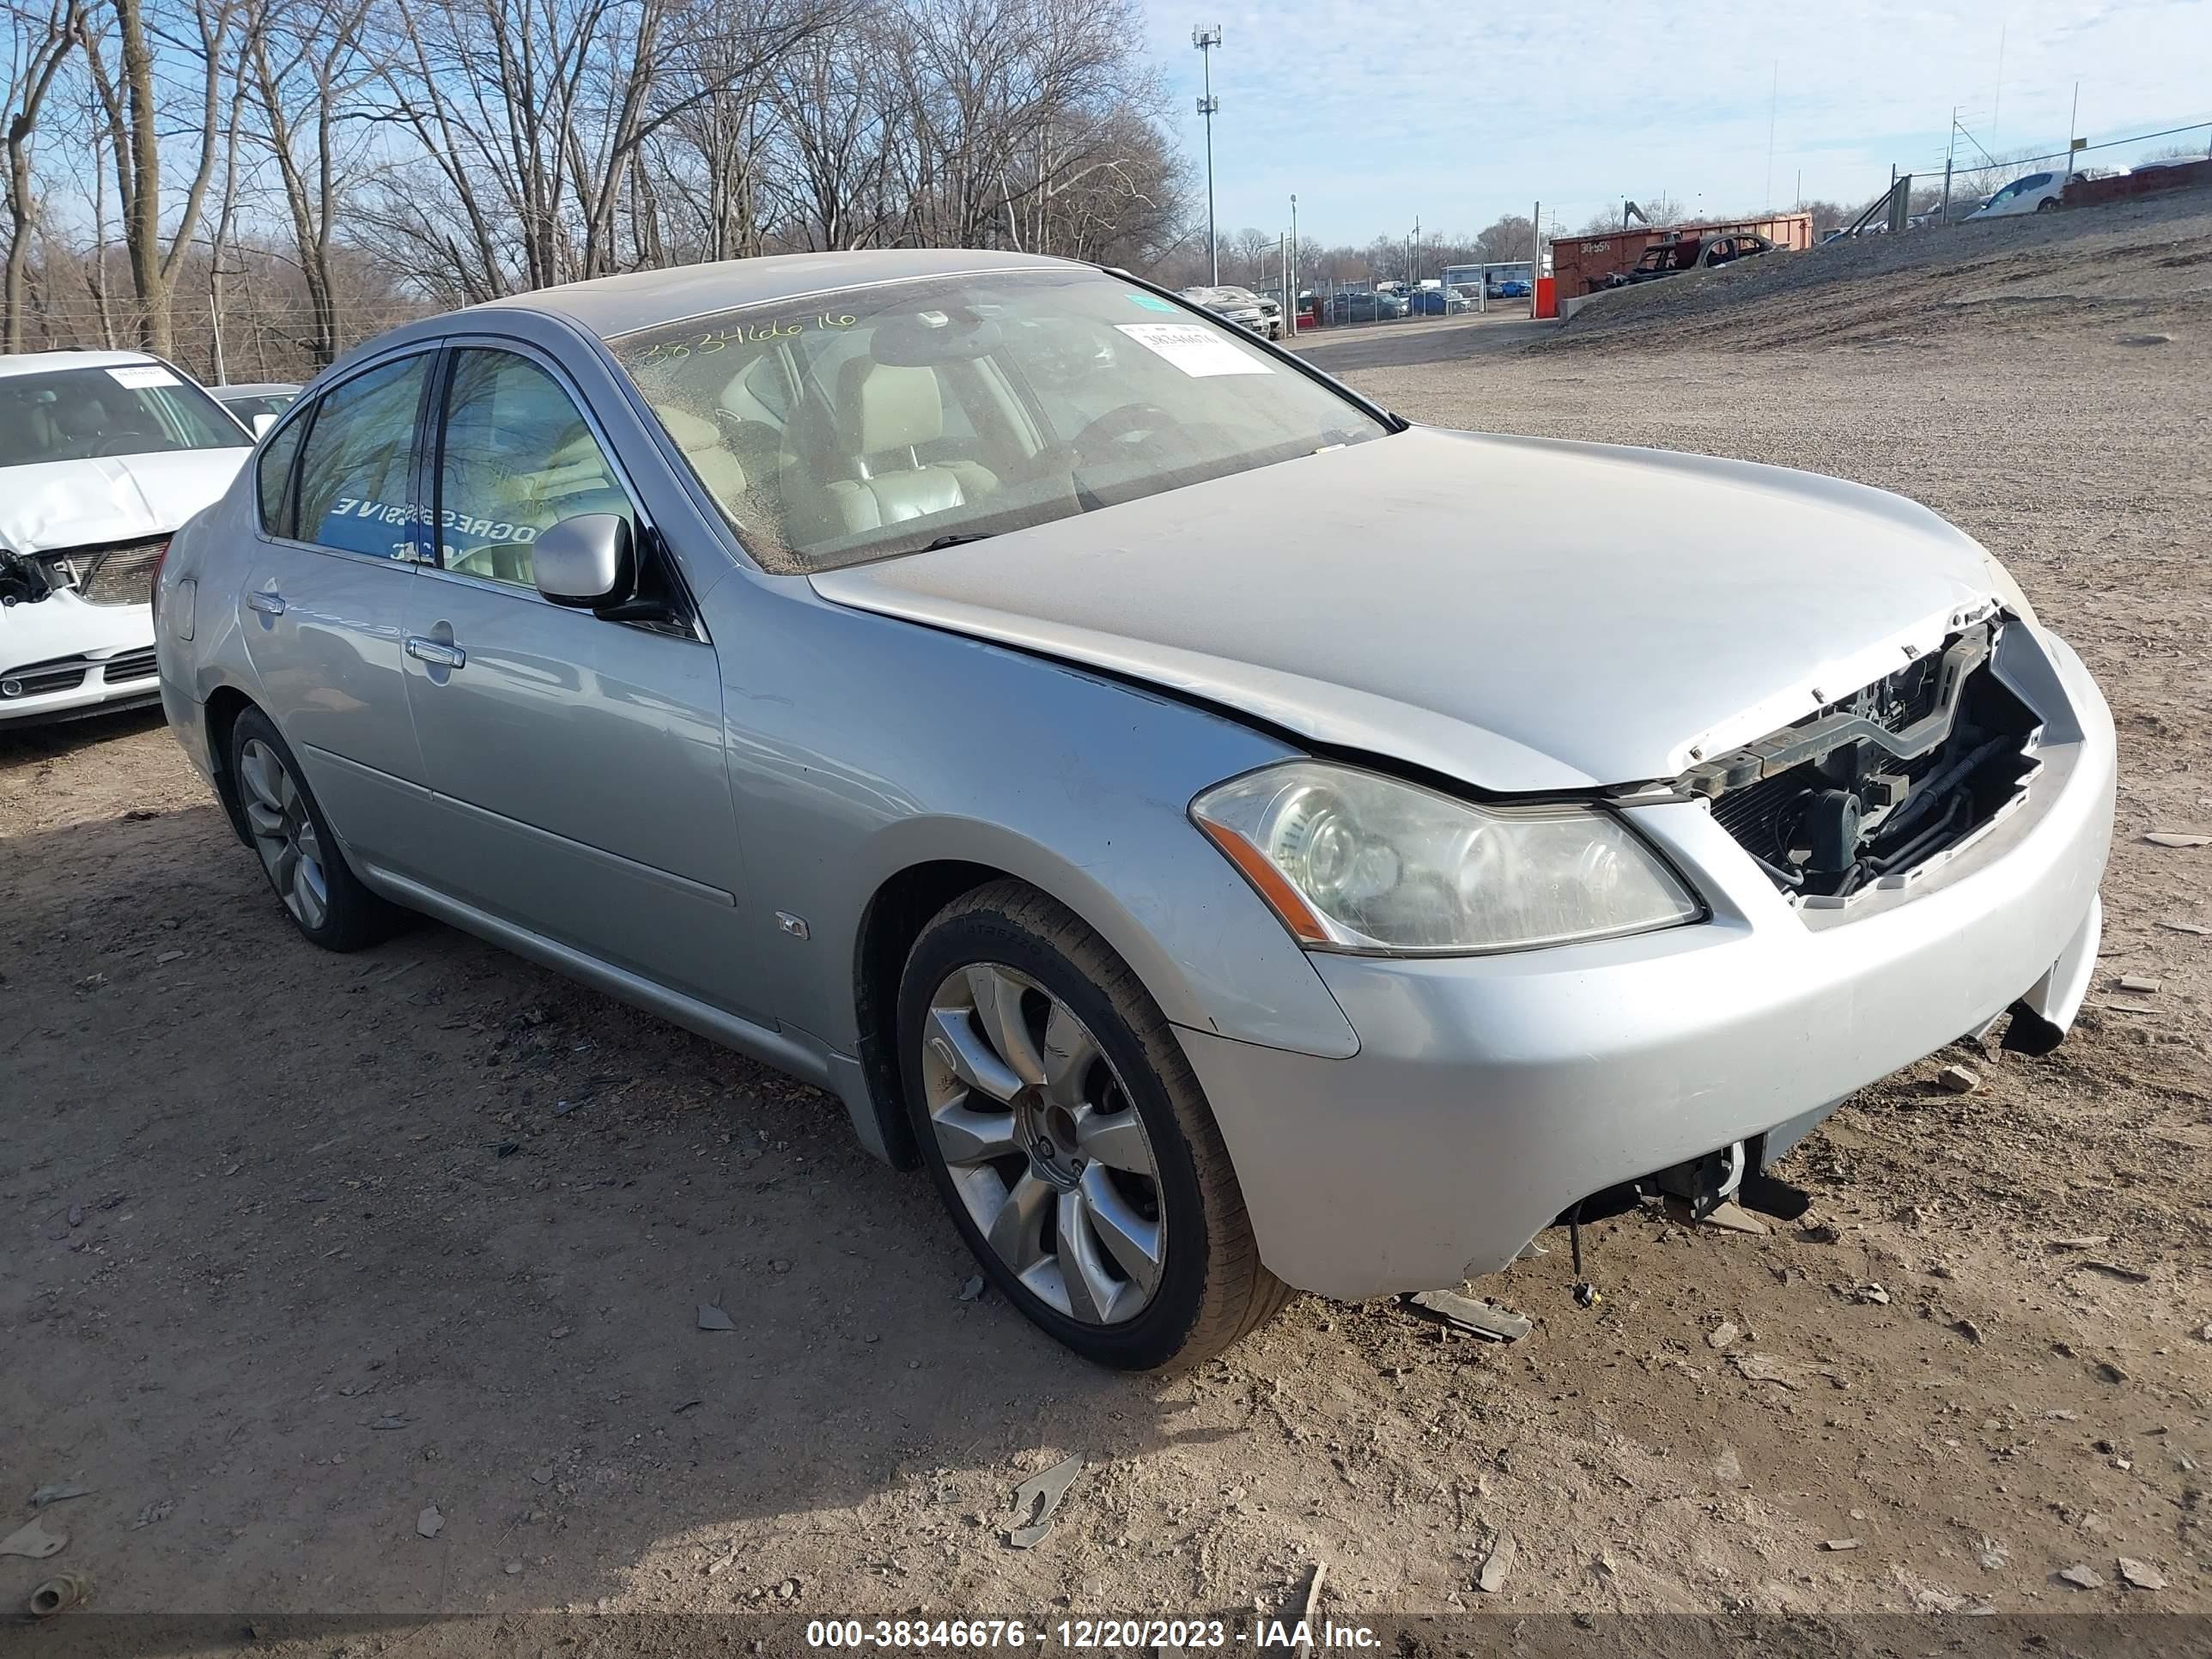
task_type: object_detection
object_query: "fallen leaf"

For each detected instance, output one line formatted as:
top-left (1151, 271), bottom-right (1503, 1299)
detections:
top-left (2143, 831), bottom-right (2212, 848)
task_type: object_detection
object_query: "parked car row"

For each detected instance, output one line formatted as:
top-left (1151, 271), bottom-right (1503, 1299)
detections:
top-left (1176, 285), bottom-right (1282, 339)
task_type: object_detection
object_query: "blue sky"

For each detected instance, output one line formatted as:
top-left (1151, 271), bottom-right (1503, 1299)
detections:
top-left (1143, 0), bottom-right (2212, 243)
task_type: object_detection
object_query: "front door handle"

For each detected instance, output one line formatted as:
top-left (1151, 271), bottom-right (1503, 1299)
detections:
top-left (247, 590), bottom-right (285, 617)
top-left (404, 636), bottom-right (466, 670)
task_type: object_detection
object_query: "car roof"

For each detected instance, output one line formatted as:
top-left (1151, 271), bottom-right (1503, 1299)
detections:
top-left (212, 380), bottom-right (301, 397)
top-left (476, 248), bottom-right (1091, 341)
top-left (0, 348), bottom-right (163, 380)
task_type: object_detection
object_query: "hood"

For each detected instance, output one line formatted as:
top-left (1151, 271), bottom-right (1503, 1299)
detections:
top-left (810, 427), bottom-right (2003, 794)
top-left (0, 447), bottom-right (250, 556)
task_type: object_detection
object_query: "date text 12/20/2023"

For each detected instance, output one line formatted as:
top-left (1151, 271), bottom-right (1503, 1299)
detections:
top-left (805, 1618), bottom-right (1381, 1650)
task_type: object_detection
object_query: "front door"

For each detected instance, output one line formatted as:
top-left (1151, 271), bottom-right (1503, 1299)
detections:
top-left (399, 344), bottom-right (763, 1020)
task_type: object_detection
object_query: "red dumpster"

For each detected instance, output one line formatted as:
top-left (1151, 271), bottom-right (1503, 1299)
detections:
top-left (1533, 276), bottom-right (1558, 319)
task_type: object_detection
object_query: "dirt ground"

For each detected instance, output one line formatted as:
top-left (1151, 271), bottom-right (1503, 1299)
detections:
top-left (4, 197), bottom-right (2210, 1644)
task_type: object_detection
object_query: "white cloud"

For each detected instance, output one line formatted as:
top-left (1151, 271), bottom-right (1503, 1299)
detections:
top-left (1144, 0), bottom-right (2212, 240)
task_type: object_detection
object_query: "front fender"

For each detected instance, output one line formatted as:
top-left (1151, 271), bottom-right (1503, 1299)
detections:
top-left (711, 574), bottom-right (1359, 1064)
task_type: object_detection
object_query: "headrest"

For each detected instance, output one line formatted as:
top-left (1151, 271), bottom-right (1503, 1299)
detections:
top-left (839, 361), bottom-right (943, 454)
top-left (653, 404), bottom-right (721, 453)
top-left (650, 403), bottom-right (747, 498)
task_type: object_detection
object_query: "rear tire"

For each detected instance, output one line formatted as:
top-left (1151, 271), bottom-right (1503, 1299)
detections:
top-left (897, 880), bottom-right (1291, 1369)
top-left (228, 707), bottom-right (403, 951)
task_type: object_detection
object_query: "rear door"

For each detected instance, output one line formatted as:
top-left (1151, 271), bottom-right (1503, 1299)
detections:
top-left (240, 349), bottom-right (434, 874)
top-left (399, 340), bottom-right (763, 1018)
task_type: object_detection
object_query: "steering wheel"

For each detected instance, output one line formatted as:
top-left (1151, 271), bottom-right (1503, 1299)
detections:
top-left (1072, 402), bottom-right (1186, 467)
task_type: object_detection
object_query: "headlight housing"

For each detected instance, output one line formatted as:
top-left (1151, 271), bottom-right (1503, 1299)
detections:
top-left (1191, 761), bottom-right (1701, 956)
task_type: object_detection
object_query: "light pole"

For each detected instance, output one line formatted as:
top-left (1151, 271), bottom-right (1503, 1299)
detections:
top-left (1193, 26), bottom-right (1222, 284)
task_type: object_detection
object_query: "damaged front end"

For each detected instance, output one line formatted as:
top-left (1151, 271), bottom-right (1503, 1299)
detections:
top-left (1680, 609), bottom-right (2042, 907)
top-left (0, 535), bottom-right (169, 610)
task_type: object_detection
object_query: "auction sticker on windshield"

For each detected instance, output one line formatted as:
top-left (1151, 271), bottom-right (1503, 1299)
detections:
top-left (1114, 323), bottom-right (1271, 378)
top-left (108, 365), bottom-right (181, 388)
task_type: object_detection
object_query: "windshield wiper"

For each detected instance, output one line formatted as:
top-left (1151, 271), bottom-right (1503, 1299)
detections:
top-left (921, 532), bottom-right (997, 550)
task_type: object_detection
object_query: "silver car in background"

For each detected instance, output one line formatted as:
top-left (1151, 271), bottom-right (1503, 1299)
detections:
top-left (155, 250), bottom-right (2114, 1369)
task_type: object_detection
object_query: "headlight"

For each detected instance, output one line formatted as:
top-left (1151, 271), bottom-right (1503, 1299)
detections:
top-left (1984, 552), bottom-right (2039, 627)
top-left (1191, 761), bottom-right (1702, 956)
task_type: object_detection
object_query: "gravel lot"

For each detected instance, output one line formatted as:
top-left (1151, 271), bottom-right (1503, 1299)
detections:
top-left (4, 198), bottom-right (2209, 1643)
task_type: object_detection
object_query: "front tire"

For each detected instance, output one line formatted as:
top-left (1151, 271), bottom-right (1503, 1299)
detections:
top-left (228, 707), bottom-right (402, 951)
top-left (897, 880), bottom-right (1291, 1369)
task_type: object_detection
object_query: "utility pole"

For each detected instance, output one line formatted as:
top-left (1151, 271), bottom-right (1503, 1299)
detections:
top-left (1531, 200), bottom-right (1540, 299)
top-left (1289, 192), bottom-right (1298, 328)
top-left (2067, 80), bottom-right (2080, 177)
top-left (1193, 27), bottom-right (1223, 285)
top-left (1764, 58), bottom-right (1778, 213)
top-left (1991, 21), bottom-right (2005, 150)
top-left (1942, 106), bottom-right (1959, 223)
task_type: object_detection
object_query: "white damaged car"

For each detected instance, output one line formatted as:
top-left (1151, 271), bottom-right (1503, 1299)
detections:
top-left (1, 350), bottom-right (253, 724)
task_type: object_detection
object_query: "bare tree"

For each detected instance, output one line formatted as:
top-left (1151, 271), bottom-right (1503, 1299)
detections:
top-left (3, 0), bottom-right (80, 349)
top-left (77, 0), bottom-right (239, 353)
top-left (240, 0), bottom-right (376, 366)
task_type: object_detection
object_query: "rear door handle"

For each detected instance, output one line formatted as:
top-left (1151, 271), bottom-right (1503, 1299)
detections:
top-left (247, 590), bottom-right (285, 617)
top-left (404, 636), bottom-right (466, 670)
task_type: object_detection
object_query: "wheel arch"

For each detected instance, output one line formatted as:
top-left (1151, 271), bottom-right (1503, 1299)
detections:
top-left (202, 683), bottom-right (260, 847)
top-left (849, 858), bottom-right (1011, 1171)
top-left (846, 825), bottom-right (1275, 1173)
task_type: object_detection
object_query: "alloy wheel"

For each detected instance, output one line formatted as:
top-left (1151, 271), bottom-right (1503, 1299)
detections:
top-left (921, 963), bottom-right (1166, 1325)
top-left (238, 738), bottom-right (331, 932)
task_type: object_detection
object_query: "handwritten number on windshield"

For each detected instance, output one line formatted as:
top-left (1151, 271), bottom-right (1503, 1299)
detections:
top-left (637, 315), bottom-right (857, 366)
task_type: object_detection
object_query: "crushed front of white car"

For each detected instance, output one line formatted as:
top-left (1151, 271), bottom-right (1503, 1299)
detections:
top-left (0, 355), bottom-right (252, 724)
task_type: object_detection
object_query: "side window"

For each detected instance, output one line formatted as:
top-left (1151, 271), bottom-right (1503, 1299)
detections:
top-left (256, 412), bottom-right (307, 536)
top-left (294, 355), bottom-right (429, 560)
top-left (435, 348), bottom-right (636, 589)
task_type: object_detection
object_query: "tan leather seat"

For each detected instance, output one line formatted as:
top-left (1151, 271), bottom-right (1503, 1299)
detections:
top-left (823, 362), bottom-right (996, 532)
top-left (652, 404), bottom-right (750, 504)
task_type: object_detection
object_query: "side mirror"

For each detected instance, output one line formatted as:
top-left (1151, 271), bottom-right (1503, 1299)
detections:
top-left (252, 411), bottom-right (277, 437)
top-left (532, 513), bottom-right (634, 609)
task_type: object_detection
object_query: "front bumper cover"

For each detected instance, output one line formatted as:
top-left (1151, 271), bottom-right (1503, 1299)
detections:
top-left (1177, 623), bottom-right (2116, 1301)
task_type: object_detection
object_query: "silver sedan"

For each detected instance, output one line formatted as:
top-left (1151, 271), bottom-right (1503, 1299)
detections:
top-left (154, 249), bottom-right (2114, 1368)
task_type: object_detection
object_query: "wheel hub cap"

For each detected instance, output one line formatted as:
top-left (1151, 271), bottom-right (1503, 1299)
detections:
top-left (921, 963), bottom-right (1166, 1327)
top-left (238, 738), bottom-right (330, 933)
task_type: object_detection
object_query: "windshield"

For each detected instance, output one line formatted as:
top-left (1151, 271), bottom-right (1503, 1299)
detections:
top-left (0, 364), bottom-right (248, 468)
top-left (611, 267), bottom-right (1389, 572)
